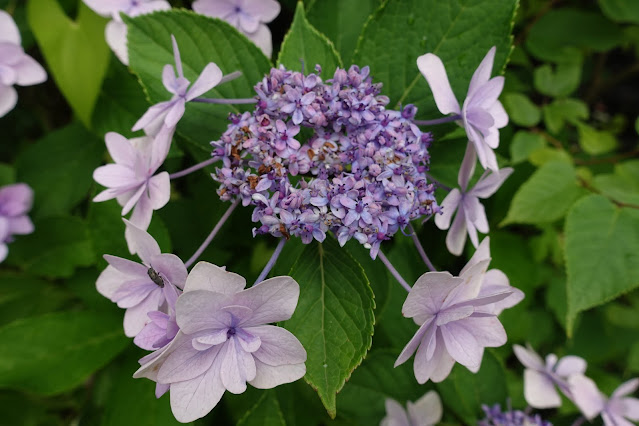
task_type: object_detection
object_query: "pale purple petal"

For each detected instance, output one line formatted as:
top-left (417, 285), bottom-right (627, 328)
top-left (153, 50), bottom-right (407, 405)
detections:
top-left (403, 272), bottom-right (461, 319)
top-left (524, 369), bottom-right (562, 408)
top-left (458, 143), bottom-right (477, 191)
top-left (14, 56), bottom-right (47, 86)
top-left (123, 288), bottom-right (163, 336)
top-left (93, 163), bottom-right (139, 188)
top-left (244, 0), bottom-right (281, 22)
top-left (440, 322), bottom-right (482, 370)
top-left (0, 183), bottom-right (33, 216)
top-left (105, 132), bottom-right (137, 168)
top-left (624, 397), bottom-right (639, 420)
top-left (132, 101), bottom-right (173, 132)
top-left (176, 290), bottom-right (234, 334)
top-left (416, 53), bottom-right (461, 115)
top-left (489, 100), bottom-right (508, 128)
top-left (407, 390), bottom-right (443, 426)
top-left (164, 98), bottom-right (186, 129)
top-left (459, 237), bottom-right (491, 276)
top-left (233, 276), bottom-right (300, 326)
top-left (96, 264), bottom-right (127, 299)
top-left (220, 338), bottom-right (255, 393)
top-left (128, 190), bottom-right (153, 229)
top-left (183, 261), bottom-right (246, 293)
top-left (249, 359), bottom-right (306, 389)
top-left (0, 84), bottom-right (17, 118)
top-left (468, 47), bottom-right (496, 96)
top-left (413, 328), bottom-right (454, 384)
top-left (434, 188), bottom-right (461, 231)
top-left (129, 1), bottom-right (171, 17)
top-left (471, 167), bottom-right (513, 199)
top-left (122, 219), bottom-right (161, 263)
top-left (603, 412), bottom-right (634, 426)
top-left (445, 206), bottom-right (467, 256)
top-left (246, 23), bottom-right (273, 57)
top-left (134, 331), bottom-right (188, 380)
top-left (105, 20), bottom-right (129, 65)
top-left (134, 318), bottom-right (169, 350)
top-left (158, 339), bottom-right (221, 383)
top-left (248, 325), bottom-right (307, 366)
top-left (192, 0), bottom-right (236, 18)
top-left (613, 379), bottom-right (639, 399)
top-left (457, 315), bottom-right (506, 347)
top-left (82, 0), bottom-right (130, 17)
top-left (104, 254), bottom-right (147, 276)
top-left (0, 11), bottom-right (21, 44)
top-left (554, 356), bottom-right (587, 378)
top-left (150, 253), bottom-right (187, 288)
top-left (7, 215), bottom-right (33, 235)
top-left (186, 62), bottom-right (223, 101)
top-left (569, 375), bottom-right (607, 420)
top-left (147, 172), bottom-right (170, 210)
top-left (513, 345), bottom-right (545, 370)
top-left (394, 319), bottom-right (433, 367)
top-left (445, 260), bottom-right (490, 306)
top-left (381, 399), bottom-right (411, 426)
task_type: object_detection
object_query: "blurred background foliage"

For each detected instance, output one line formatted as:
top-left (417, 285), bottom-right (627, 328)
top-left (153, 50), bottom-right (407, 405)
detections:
top-left (0, 0), bottom-right (638, 424)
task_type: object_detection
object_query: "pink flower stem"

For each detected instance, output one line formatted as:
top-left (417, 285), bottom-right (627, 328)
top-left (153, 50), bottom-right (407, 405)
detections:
top-left (378, 250), bottom-right (412, 292)
top-left (169, 156), bottom-right (220, 180)
top-left (254, 238), bottom-right (287, 285)
top-left (413, 114), bottom-right (461, 126)
top-left (407, 223), bottom-right (436, 272)
top-left (192, 97), bottom-right (257, 105)
top-left (185, 199), bottom-right (240, 268)
top-left (219, 70), bottom-right (242, 85)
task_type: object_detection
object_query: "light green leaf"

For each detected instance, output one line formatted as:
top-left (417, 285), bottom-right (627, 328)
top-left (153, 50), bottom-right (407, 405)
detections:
top-left (284, 238), bottom-right (375, 418)
top-left (27, 0), bottom-right (110, 126)
top-left (15, 123), bottom-right (103, 220)
top-left (577, 123), bottom-right (618, 155)
top-left (599, 0), bottom-right (639, 24)
top-left (0, 311), bottom-right (128, 395)
top-left (5, 216), bottom-right (95, 278)
top-left (529, 147), bottom-right (572, 167)
top-left (629, 341), bottom-right (639, 373)
top-left (337, 350), bottom-right (426, 425)
top-left (0, 273), bottom-right (71, 326)
top-left (510, 131), bottom-right (546, 164)
top-left (237, 391), bottom-right (286, 426)
top-left (353, 0), bottom-right (517, 117)
top-left (565, 195), bottom-right (639, 334)
top-left (526, 9), bottom-right (624, 62)
top-left (306, 0), bottom-right (380, 64)
top-left (502, 161), bottom-right (585, 225)
top-left (436, 351), bottom-right (508, 424)
top-left (533, 62), bottom-right (582, 97)
top-left (502, 93), bottom-right (541, 127)
top-left (126, 10), bottom-right (271, 152)
top-left (277, 2), bottom-right (342, 73)
top-left (543, 98), bottom-right (589, 134)
top-left (593, 165), bottom-right (639, 206)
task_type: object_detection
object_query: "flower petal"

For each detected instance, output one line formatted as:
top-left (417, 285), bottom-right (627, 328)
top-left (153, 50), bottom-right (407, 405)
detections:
top-left (96, 264), bottom-right (127, 299)
top-left (245, 0), bottom-right (281, 22)
top-left (105, 20), bottom-right (129, 65)
top-left (159, 338), bottom-right (221, 383)
top-left (440, 322), bottom-right (482, 370)
top-left (613, 378), bottom-right (639, 399)
top-left (403, 272), bottom-right (461, 319)
top-left (186, 62), bottom-right (223, 101)
top-left (123, 219), bottom-right (161, 263)
top-left (150, 253), bottom-right (187, 288)
top-left (416, 53), bottom-right (460, 115)
top-left (471, 167), bottom-right (513, 199)
top-left (444, 206), bottom-right (467, 256)
top-left (132, 101), bottom-right (173, 132)
top-left (382, 398), bottom-right (410, 426)
top-left (147, 172), bottom-right (170, 210)
top-left (0, 11), bottom-right (21, 44)
top-left (249, 359), bottom-right (306, 389)
top-left (524, 369), bottom-right (562, 408)
top-left (394, 318), bottom-right (433, 368)
top-left (407, 390), bottom-right (443, 426)
top-left (220, 337), bottom-right (255, 394)
top-left (0, 84), bottom-right (17, 118)
top-left (246, 23), bottom-right (273, 57)
top-left (554, 355), bottom-right (587, 378)
top-left (248, 325), bottom-right (307, 366)
top-left (175, 290), bottom-right (234, 334)
top-left (14, 55), bottom-right (47, 86)
top-left (123, 288), bottom-right (163, 337)
top-left (467, 46), bottom-right (496, 97)
top-left (183, 261), bottom-right (246, 293)
top-left (568, 375), bottom-right (607, 420)
top-left (234, 276), bottom-right (300, 326)
top-left (434, 189), bottom-right (461, 231)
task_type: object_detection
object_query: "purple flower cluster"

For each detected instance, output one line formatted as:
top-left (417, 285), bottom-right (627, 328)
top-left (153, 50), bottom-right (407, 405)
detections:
top-left (479, 404), bottom-right (551, 426)
top-left (212, 65), bottom-right (439, 257)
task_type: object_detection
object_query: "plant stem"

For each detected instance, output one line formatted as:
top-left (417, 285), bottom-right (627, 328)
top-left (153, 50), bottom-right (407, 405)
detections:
top-left (378, 250), bottom-right (412, 292)
top-left (408, 223), bottom-right (436, 272)
top-left (192, 97), bottom-right (257, 105)
top-left (254, 238), bottom-right (287, 285)
top-left (425, 172), bottom-right (451, 192)
top-left (169, 156), bottom-right (219, 180)
top-left (219, 71), bottom-right (242, 85)
top-left (185, 199), bottom-right (239, 268)
top-left (413, 114), bottom-right (461, 126)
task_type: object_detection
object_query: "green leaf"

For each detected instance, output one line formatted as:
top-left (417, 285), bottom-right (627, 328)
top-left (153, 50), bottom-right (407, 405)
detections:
top-left (0, 311), bottom-right (128, 395)
top-left (593, 164), bottom-right (639, 206)
top-left (426, 132), bottom-right (469, 189)
top-left (91, 61), bottom-right (150, 138)
top-left (528, 147), bottom-right (572, 167)
top-left (0, 273), bottom-right (71, 326)
top-left (337, 350), bottom-right (427, 425)
top-left (565, 195), bottom-right (639, 334)
top-left (533, 62), bottom-right (582, 97)
top-left (237, 391), bottom-right (286, 426)
top-left (599, 0), bottom-right (639, 24)
top-left (436, 351), bottom-right (508, 424)
top-left (126, 10), bottom-right (271, 152)
top-left (27, 0), bottom-right (110, 126)
top-left (277, 2), bottom-right (342, 73)
top-left (629, 341), bottom-right (639, 373)
top-left (510, 131), bottom-right (546, 164)
top-left (283, 238), bottom-right (375, 418)
top-left (306, 0), bottom-right (380, 64)
top-left (526, 9), bottom-right (624, 62)
top-left (489, 231), bottom-right (542, 295)
top-left (502, 161), bottom-right (585, 225)
top-left (502, 93), bottom-right (541, 127)
top-left (542, 98), bottom-right (589, 134)
top-left (6, 216), bottom-right (95, 278)
top-left (353, 0), bottom-right (517, 117)
top-left (0, 164), bottom-right (14, 186)
top-left (15, 123), bottom-right (103, 220)
top-left (576, 123), bottom-right (618, 155)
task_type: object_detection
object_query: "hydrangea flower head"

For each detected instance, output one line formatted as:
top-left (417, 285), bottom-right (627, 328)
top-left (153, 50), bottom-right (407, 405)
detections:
top-left (513, 344), bottom-right (586, 408)
top-left (0, 11), bottom-right (47, 117)
top-left (212, 65), bottom-right (439, 258)
top-left (93, 131), bottom-right (171, 240)
top-left (569, 375), bottom-right (639, 425)
top-left (132, 35), bottom-right (223, 137)
top-left (96, 220), bottom-right (187, 336)
top-left (134, 261), bottom-right (306, 422)
top-left (83, 0), bottom-right (170, 65)
top-left (479, 404), bottom-right (551, 426)
top-left (435, 145), bottom-right (513, 256)
top-left (417, 47), bottom-right (507, 171)
top-left (394, 238), bottom-right (521, 384)
top-left (0, 183), bottom-right (34, 262)
top-left (381, 390), bottom-right (442, 426)
top-left (192, 0), bottom-right (280, 56)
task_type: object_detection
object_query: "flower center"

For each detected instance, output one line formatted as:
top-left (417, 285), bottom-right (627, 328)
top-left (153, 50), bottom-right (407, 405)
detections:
top-left (227, 327), bottom-right (237, 339)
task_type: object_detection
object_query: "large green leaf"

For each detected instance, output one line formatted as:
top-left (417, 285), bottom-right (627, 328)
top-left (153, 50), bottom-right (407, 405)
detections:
top-left (353, 0), bottom-right (517, 118)
top-left (337, 350), bottom-right (427, 425)
top-left (436, 351), bottom-right (508, 424)
top-left (284, 238), bottom-right (375, 418)
top-left (502, 161), bottom-right (586, 225)
top-left (0, 311), bottom-right (128, 395)
top-left (236, 391), bottom-right (286, 426)
top-left (277, 2), bottom-right (342, 73)
top-left (27, 0), bottom-right (110, 126)
top-left (0, 273), bottom-right (71, 326)
top-left (305, 0), bottom-right (380, 65)
top-left (15, 123), bottom-right (103, 220)
top-left (565, 195), bottom-right (639, 334)
top-left (126, 10), bottom-right (271, 152)
top-left (598, 0), bottom-right (639, 24)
